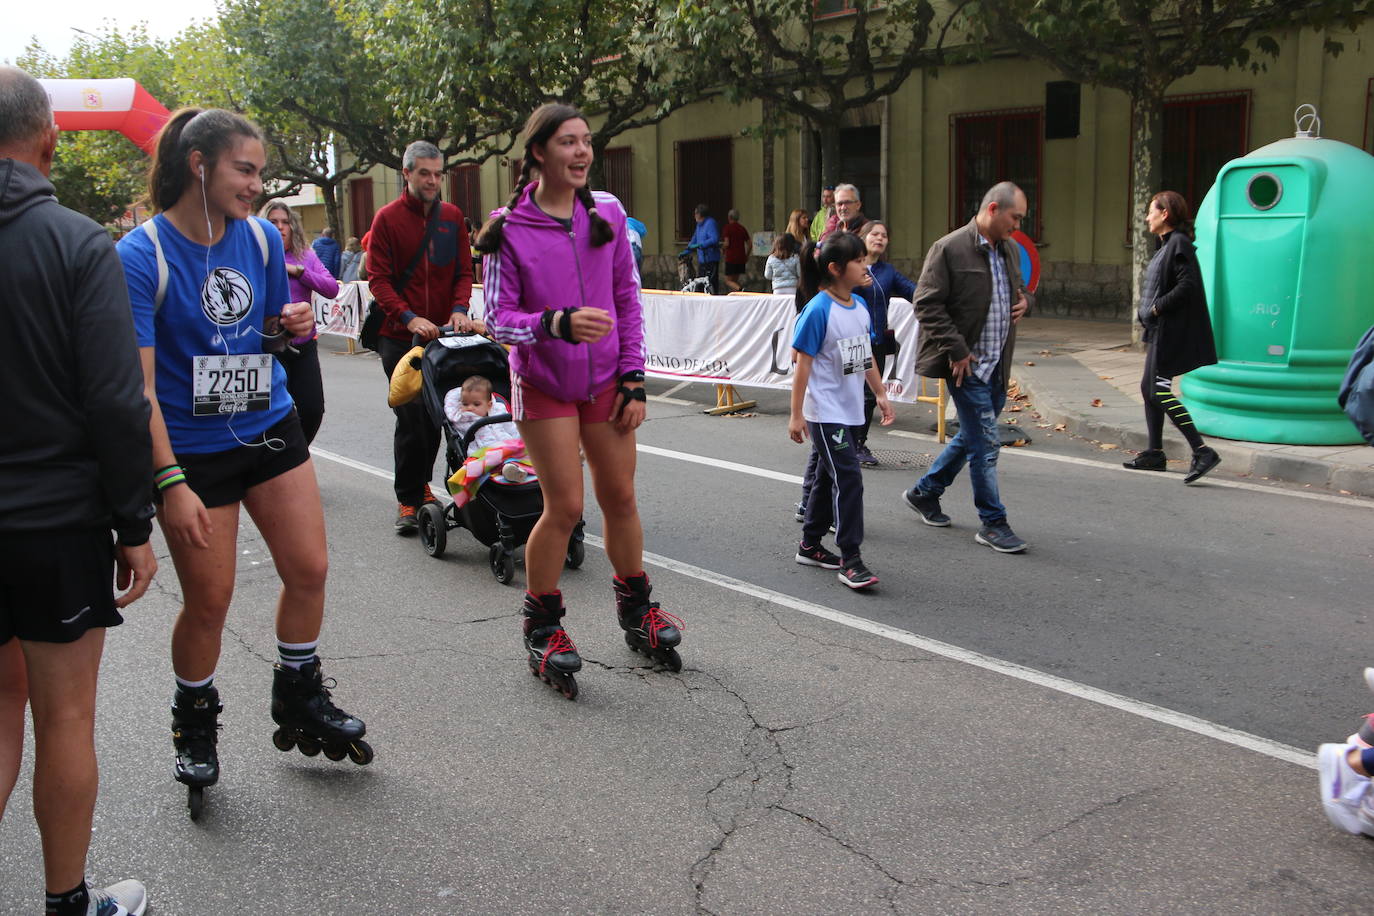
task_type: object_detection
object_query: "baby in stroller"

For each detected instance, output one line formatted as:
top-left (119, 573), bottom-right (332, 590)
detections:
top-left (443, 375), bottom-right (535, 507)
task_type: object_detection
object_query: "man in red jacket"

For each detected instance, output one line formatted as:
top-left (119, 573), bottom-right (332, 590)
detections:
top-left (368, 140), bottom-right (475, 533)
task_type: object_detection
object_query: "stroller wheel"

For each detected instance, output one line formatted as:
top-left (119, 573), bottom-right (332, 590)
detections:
top-left (419, 503), bottom-right (447, 558)
top-left (489, 543), bottom-right (516, 585)
top-left (565, 538), bottom-right (585, 569)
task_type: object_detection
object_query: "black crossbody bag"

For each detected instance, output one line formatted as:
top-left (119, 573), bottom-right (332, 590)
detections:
top-left (359, 202), bottom-right (440, 351)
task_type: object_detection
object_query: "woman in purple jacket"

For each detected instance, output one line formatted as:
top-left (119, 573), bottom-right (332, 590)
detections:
top-left (477, 103), bottom-right (682, 699)
top-left (260, 201), bottom-right (338, 442)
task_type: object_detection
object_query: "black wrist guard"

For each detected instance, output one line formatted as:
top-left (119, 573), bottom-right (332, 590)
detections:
top-left (617, 385), bottom-right (646, 403)
top-left (619, 370), bottom-right (645, 384)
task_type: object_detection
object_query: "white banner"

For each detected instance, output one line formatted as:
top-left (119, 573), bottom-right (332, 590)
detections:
top-left (312, 280), bottom-right (368, 340)
top-left (639, 291), bottom-right (925, 404)
top-left (403, 285), bottom-right (929, 405)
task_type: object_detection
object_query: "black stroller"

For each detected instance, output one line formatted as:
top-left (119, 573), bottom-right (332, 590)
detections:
top-left (416, 332), bottom-right (585, 584)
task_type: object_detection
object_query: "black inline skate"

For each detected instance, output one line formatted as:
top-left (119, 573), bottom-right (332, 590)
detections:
top-left (614, 573), bottom-right (683, 672)
top-left (523, 591), bottom-right (582, 700)
top-left (270, 660), bottom-right (373, 765)
top-left (171, 684), bottom-right (221, 821)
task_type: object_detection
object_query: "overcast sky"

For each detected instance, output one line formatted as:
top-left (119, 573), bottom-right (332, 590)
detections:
top-left (3, 0), bottom-right (220, 66)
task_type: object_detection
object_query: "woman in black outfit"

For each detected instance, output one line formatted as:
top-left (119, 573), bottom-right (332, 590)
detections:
top-left (1123, 190), bottom-right (1221, 483)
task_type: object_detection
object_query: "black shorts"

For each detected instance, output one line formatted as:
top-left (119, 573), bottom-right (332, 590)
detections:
top-left (725, 261), bottom-right (747, 275)
top-left (0, 528), bottom-right (120, 644)
top-left (170, 412), bottom-right (311, 509)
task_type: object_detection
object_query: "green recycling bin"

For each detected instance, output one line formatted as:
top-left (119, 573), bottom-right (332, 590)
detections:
top-left (1181, 111), bottom-right (1374, 444)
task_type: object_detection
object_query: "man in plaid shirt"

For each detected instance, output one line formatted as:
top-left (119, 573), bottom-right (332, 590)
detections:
top-left (901, 182), bottom-right (1032, 554)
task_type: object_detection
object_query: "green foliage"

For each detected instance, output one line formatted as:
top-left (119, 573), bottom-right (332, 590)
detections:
top-left (339, 0), bottom-right (714, 172)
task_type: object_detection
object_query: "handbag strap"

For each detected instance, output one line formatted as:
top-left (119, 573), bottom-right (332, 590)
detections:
top-left (394, 199), bottom-right (442, 294)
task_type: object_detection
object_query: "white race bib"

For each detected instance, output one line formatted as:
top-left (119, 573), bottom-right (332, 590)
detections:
top-left (838, 333), bottom-right (873, 376)
top-left (192, 354), bottom-right (273, 416)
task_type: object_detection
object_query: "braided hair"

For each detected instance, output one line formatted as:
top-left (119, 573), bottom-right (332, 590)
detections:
top-left (474, 103), bottom-right (614, 254)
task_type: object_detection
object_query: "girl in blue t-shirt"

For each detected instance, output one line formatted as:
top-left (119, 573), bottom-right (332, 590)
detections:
top-left (789, 232), bottom-right (894, 590)
top-left (116, 109), bottom-right (370, 812)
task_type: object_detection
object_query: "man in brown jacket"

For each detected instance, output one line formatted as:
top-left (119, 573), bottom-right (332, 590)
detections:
top-left (901, 181), bottom-right (1032, 553)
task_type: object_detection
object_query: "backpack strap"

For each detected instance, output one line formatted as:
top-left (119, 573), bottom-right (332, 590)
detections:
top-left (141, 217), bottom-right (171, 314)
top-left (246, 216), bottom-right (270, 267)
top-left (143, 216), bottom-right (271, 314)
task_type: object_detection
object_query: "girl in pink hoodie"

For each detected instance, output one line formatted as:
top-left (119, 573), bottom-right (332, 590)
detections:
top-left (478, 103), bottom-right (682, 699)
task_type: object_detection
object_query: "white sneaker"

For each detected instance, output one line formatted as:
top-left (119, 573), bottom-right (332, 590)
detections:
top-left (1364, 667), bottom-right (1374, 695)
top-left (89, 879), bottom-right (147, 916)
top-left (1318, 744), bottom-right (1374, 836)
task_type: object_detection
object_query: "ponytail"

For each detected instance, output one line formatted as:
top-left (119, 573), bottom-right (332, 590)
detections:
top-left (147, 107), bottom-right (262, 213)
top-left (797, 240), bottom-right (821, 313)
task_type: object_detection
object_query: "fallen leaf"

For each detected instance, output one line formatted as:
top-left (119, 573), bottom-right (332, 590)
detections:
top-left (1037, 423), bottom-right (1052, 429)
top-left (1038, 349), bottom-right (1053, 356)
top-left (1098, 443), bottom-right (1119, 450)
top-left (1024, 361), bottom-right (1036, 367)
top-left (1053, 423), bottom-right (1066, 431)
top-left (1007, 438), bottom-right (1029, 447)
top-left (1008, 405), bottom-right (1023, 412)
top-left (1340, 490), bottom-right (1353, 495)
top-left (1099, 375), bottom-right (1114, 380)
top-left (1090, 398), bottom-right (1104, 407)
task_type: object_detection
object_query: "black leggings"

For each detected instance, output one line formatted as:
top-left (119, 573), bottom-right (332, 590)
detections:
top-left (856, 352), bottom-right (889, 446)
top-left (277, 339), bottom-right (324, 444)
top-left (1141, 343), bottom-right (1202, 452)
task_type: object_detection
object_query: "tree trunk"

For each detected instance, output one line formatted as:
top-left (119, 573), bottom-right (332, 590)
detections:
top-left (761, 99), bottom-right (776, 232)
top-left (321, 181), bottom-right (341, 239)
top-left (589, 136), bottom-right (609, 192)
top-left (1129, 87), bottom-right (1164, 348)
top-left (818, 120), bottom-right (842, 189)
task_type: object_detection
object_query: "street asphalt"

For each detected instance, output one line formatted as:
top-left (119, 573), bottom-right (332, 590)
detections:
top-left (2, 335), bottom-right (1372, 915)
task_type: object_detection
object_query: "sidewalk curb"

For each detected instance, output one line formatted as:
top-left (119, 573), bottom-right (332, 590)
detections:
top-left (1013, 361), bottom-right (1374, 499)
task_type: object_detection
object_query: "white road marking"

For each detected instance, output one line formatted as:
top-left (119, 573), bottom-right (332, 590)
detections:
top-left (649, 381), bottom-right (696, 405)
top-left (884, 430), bottom-right (1372, 509)
top-left (311, 445), bottom-right (1316, 770)
top-left (637, 444), bottom-right (803, 484)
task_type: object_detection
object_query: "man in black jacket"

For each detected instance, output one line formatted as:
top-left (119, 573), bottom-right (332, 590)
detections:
top-left (0, 66), bottom-right (156, 916)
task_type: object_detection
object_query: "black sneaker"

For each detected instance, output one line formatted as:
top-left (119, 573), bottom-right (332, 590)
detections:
top-left (837, 558), bottom-right (878, 589)
top-left (1184, 446), bottom-right (1221, 484)
top-left (394, 503), bottom-right (418, 534)
top-left (902, 487), bottom-right (951, 527)
top-left (975, 523), bottom-right (1027, 554)
top-left (1122, 449), bottom-right (1167, 471)
top-left (856, 444), bottom-right (879, 467)
top-left (795, 542), bottom-right (842, 569)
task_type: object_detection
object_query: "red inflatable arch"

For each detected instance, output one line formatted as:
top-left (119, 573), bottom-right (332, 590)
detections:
top-left (38, 78), bottom-right (170, 154)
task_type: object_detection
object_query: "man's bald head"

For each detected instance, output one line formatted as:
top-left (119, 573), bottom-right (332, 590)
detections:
top-left (0, 66), bottom-right (57, 169)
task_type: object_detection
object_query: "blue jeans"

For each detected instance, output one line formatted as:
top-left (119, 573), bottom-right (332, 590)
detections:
top-left (916, 371), bottom-right (1007, 525)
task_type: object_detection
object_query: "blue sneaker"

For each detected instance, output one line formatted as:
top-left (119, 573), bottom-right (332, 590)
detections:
top-left (902, 488), bottom-right (951, 527)
top-left (975, 523), bottom-right (1027, 554)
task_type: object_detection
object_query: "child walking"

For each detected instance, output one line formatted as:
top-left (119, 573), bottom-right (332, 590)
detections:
top-left (789, 232), bottom-right (894, 589)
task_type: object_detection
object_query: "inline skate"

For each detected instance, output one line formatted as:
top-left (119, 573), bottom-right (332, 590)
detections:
top-left (523, 591), bottom-right (582, 700)
top-left (171, 684), bottom-right (221, 821)
top-left (270, 660), bottom-right (373, 765)
top-left (614, 574), bottom-right (683, 672)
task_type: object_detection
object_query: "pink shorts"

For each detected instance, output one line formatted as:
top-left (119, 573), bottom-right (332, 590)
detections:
top-left (511, 375), bottom-right (619, 423)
